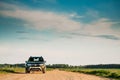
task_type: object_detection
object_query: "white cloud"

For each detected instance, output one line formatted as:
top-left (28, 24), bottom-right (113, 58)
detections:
top-left (0, 2), bottom-right (120, 64)
top-left (69, 12), bottom-right (83, 18)
top-left (84, 18), bottom-right (114, 34)
top-left (0, 9), bottom-right (83, 32)
top-left (83, 18), bottom-right (120, 38)
top-left (0, 2), bottom-right (120, 39)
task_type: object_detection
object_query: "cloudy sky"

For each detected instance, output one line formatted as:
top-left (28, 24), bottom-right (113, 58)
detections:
top-left (0, 0), bottom-right (120, 65)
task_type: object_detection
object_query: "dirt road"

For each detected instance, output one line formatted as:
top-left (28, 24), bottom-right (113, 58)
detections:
top-left (0, 70), bottom-right (111, 80)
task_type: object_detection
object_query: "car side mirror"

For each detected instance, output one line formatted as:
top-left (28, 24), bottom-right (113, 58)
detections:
top-left (44, 61), bottom-right (46, 63)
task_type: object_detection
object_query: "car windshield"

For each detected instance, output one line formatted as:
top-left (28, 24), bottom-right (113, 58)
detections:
top-left (28, 57), bottom-right (44, 62)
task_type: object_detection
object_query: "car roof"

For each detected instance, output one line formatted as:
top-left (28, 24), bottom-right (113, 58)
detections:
top-left (30, 56), bottom-right (43, 58)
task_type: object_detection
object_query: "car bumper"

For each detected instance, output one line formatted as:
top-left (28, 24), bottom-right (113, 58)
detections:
top-left (29, 67), bottom-right (41, 71)
top-left (28, 66), bottom-right (45, 71)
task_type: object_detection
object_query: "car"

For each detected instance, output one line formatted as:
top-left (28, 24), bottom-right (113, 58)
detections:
top-left (25, 56), bottom-right (46, 73)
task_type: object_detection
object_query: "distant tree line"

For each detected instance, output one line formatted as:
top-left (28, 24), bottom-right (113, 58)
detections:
top-left (46, 64), bottom-right (120, 69)
top-left (83, 64), bottom-right (120, 69)
top-left (0, 63), bottom-right (25, 68)
top-left (46, 64), bottom-right (69, 68)
top-left (0, 63), bottom-right (120, 69)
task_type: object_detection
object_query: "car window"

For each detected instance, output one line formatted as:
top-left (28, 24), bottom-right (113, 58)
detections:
top-left (34, 58), bottom-right (39, 61)
top-left (39, 57), bottom-right (44, 61)
top-left (28, 57), bottom-right (44, 62)
top-left (28, 57), bottom-right (34, 61)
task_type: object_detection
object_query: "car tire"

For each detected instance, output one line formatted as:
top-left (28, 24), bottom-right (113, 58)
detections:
top-left (42, 67), bottom-right (46, 74)
top-left (25, 68), bottom-right (30, 73)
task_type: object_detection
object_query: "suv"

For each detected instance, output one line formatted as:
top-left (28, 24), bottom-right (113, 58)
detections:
top-left (25, 56), bottom-right (46, 73)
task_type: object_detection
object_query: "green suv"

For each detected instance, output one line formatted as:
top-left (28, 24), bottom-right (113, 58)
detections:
top-left (25, 56), bottom-right (46, 73)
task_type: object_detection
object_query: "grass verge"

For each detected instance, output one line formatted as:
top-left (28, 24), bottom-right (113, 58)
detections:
top-left (0, 67), bottom-right (24, 74)
top-left (60, 68), bottom-right (120, 80)
top-left (0, 67), bottom-right (53, 74)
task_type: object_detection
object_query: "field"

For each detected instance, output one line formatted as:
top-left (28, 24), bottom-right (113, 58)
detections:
top-left (0, 67), bottom-right (54, 74)
top-left (0, 67), bottom-right (120, 80)
top-left (0, 67), bottom-right (24, 74)
top-left (60, 68), bottom-right (120, 80)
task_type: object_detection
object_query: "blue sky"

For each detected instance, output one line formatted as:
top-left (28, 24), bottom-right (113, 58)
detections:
top-left (0, 0), bottom-right (120, 65)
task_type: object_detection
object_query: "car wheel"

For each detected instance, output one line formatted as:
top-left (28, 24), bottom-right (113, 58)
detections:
top-left (42, 67), bottom-right (46, 73)
top-left (25, 68), bottom-right (30, 73)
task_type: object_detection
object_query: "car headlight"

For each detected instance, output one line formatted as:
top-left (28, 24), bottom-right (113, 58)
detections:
top-left (27, 64), bottom-right (31, 66)
top-left (40, 64), bottom-right (45, 68)
top-left (40, 64), bottom-right (44, 66)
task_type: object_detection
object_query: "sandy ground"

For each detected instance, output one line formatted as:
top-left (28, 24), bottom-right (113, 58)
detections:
top-left (0, 70), bottom-right (111, 80)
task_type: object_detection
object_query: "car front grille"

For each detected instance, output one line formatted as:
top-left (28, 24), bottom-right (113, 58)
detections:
top-left (31, 64), bottom-right (40, 67)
